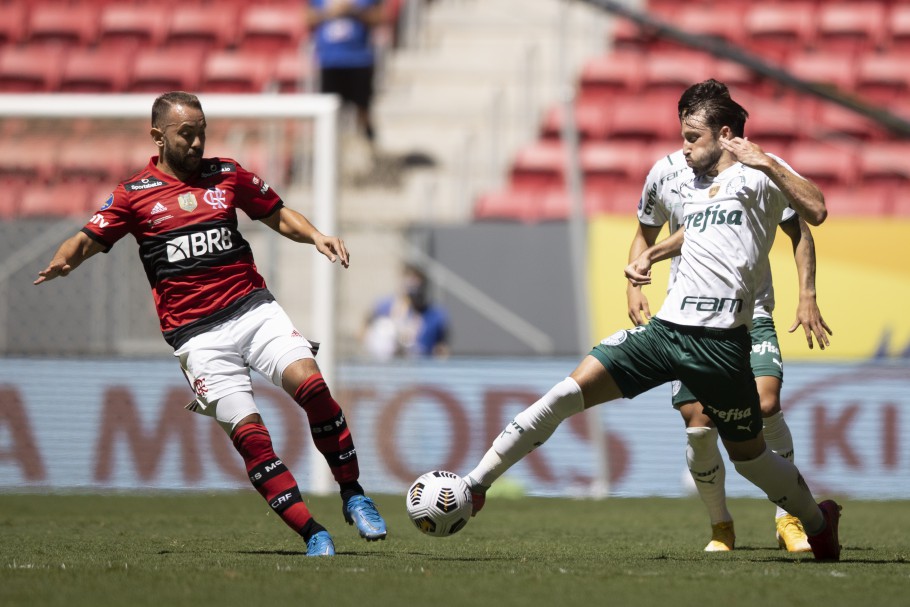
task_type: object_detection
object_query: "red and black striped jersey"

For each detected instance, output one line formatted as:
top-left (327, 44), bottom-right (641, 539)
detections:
top-left (81, 156), bottom-right (283, 348)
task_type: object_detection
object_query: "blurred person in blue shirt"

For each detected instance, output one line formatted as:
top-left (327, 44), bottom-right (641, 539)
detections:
top-left (307, 0), bottom-right (387, 145)
top-left (364, 263), bottom-right (450, 360)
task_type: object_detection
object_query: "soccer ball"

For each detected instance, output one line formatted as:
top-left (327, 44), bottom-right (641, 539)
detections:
top-left (405, 470), bottom-right (473, 537)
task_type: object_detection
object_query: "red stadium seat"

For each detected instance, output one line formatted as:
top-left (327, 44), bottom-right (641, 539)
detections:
top-left (887, 4), bottom-right (910, 55)
top-left (787, 53), bottom-right (857, 94)
top-left (855, 54), bottom-right (910, 105)
top-left (55, 136), bottom-right (130, 184)
top-left (129, 48), bottom-right (203, 93)
top-left (785, 142), bottom-right (858, 189)
top-left (744, 3), bottom-right (816, 62)
top-left (0, 1), bottom-right (27, 46)
top-left (675, 5), bottom-right (747, 48)
top-left (26, 4), bottom-right (99, 50)
top-left (509, 141), bottom-right (566, 192)
top-left (273, 49), bottom-right (314, 92)
top-left (237, 3), bottom-right (307, 55)
top-left (580, 141), bottom-right (649, 196)
top-left (17, 182), bottom-right (94, 218)
top-left (858, 143), bottom-right (910, 186)
top-left (822, 185), bottom-right (890, 217)
top-left (59, 49), bottom-right (132, 93)
top-left (816, 3), bottom-right (887, 56)
top-left (200, 51), bottom-right (275, 93)
top-left (814, 103), bottom-right (892, 141)
top-left (165, 5), bottom-right (239, 53)
top-left (606, 95), bottom-right (679, 142)
top-left (578, 52), bottom-right (644, 104)
top-left (539, 99), bottom-right (612, 141)
top-left (97, 4), bottom-right (170, 54)
top-left (0, 47), bottom-right (62, 92)
top-left (473, 188), bottom-right (540, 223)
top-left (641, 53), bottom-right (715, 96)
top-left (744, 101), bottom-right (802, 149)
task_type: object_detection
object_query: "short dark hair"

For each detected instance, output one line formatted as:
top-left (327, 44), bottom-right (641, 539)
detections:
top-left (151, 91), bottom-right (203, 128)
top-left (682, 94), bottom-right (749, 138)
top-left (677, 79), bottom-right (730, 118)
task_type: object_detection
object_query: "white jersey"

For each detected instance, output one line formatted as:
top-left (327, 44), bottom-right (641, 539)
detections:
top-left (654, 159), bottom-right (795, 330)
top-left (638, 150), bottom-right (797, 321)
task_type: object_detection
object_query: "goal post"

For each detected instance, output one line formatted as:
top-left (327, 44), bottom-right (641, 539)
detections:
top-left (0, 93), bottom-right (340, 494)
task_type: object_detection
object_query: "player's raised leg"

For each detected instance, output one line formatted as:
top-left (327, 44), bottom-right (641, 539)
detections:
top-left (464, 355), bottom-right (622, 514)
top-left (282, 358), bottom-right (387, 541)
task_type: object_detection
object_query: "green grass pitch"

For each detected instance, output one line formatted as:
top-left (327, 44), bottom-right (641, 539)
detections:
top-left (1, 493), bottom-right (908, 607)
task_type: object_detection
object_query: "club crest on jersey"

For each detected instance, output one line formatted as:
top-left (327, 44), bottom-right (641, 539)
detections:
top-left (709, 184), bottom-right (720, 198)
top-left (726, 175), bottom-right (746, 195)
top-left (178, 192), bottom-right (197, 212)
top-left (203, 187), bottom-right (228, 209)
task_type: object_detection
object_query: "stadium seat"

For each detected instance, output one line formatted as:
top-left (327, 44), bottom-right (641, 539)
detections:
top-left (814, 102), bottom-right (892, 141)
top-left (128, 48), bottom-right (203, 93)
top-left (744, 100), bottom-right (802, 150)
top-left (0, 133), bottom-right (59, 184)
top-left (578, 52), bottom-right (644, 105)
top-left (675, 5), bottom-right (747, 48)
top-left (787, 53), bottom-right (857, 94)
top-left (785, 142), bottom-right (858, 189)
top-left (606, 95), bottom-right (680, 142)
top-left (200, 51), bottom-right (274, 93)
top-left (273, 49), bottom-right (314, 92)
top-left (17, 182), bottom-right (94, 218)
top-left (237, 3), bottom-right (307, 55)
top-left (0, 180), bottom-right (23, 219)
top-left (887, 4), bottom-right (910, 55)
top-left (473, 187), bottom-right (540, 223)
top-left (0, 1), bottom-right (27, 46)
top-left (59, 49), bottom-right (132, 93)
top-left (855, 54), bottom-right (910, 105)
top-left (744, 3), bottom-right (816, 61)
top-left (816, 3), bottom-right (887, 56)
top-left (97, 4), bottom-right (170, 54)
top-left (165, 5), bottom-right (239, 53)
top-left (55, 136), bottom-right (130, 184)
top-left (641, 53), bottom-right (715, 96)
top-left (509, 141), bottom-right (566, 193)
top-left (580, 141), bottom-right (649, 196)
top-left (822, 184), bottom-right (890, 217)
top-left (26, 4), bottom-right (99, 50)
top-left (0, 47), bottom-right (62, 92)
top-left (539, 99), bottom-right (612, 141)
top-left (858, 143), bottom-right (910, 187)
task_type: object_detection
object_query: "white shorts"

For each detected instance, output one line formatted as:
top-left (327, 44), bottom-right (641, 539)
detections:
top-left (175, 301), bottom-right (316, 417)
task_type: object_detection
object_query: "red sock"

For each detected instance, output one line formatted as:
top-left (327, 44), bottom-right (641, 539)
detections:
top-left (294, 373), bottom-right (360, 485)
top-left (232, 423), bottom-right (313, 535)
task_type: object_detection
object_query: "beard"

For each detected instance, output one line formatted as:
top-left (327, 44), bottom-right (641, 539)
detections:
top-left (689, 146), bottom-right (723, 177)
top-left (162, 144), bottom-right (202, 176)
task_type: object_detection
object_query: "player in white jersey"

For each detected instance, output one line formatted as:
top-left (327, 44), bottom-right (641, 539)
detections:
top-left (462, 85), bottom-right (843, 561)
top-left (631, 147), bottom-right (832, 553)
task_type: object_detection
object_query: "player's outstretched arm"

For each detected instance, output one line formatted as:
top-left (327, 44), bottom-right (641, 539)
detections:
top-left (779, 216), bottom-right (833, 349)
top-left (626, 223), bottom-right (663, 325)
top-left (33, 232), bottom-right (103, 285)
top-left (625, 226), bottom-right (685, 288)
top-left (720, 137), bottom-right (827, 226)
top-left (260, 206), bottom-right (350, 268)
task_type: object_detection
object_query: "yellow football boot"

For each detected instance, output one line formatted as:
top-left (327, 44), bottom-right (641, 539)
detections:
top-left (704, 520), bottom-right (735, 552)
top-left (776, 514), bottom-right (812, 553)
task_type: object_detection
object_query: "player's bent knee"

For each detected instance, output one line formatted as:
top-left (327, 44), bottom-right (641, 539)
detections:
top-left (213, 392), bottom-right (260, 434)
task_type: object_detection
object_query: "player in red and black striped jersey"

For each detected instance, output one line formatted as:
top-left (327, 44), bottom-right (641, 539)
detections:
top-left (34, 91), bottom-right (387, 556)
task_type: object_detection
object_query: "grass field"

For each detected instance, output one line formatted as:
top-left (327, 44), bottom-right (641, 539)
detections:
top-left (2, 492), bottom-right (908, 607)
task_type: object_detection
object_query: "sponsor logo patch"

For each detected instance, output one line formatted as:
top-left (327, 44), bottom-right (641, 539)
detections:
top-left (125, 177), bottom-right (166, 191)
top-left (100, 193), bottom-right (114, 210)
top-left (150, 202), bottom-right (167, 215)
